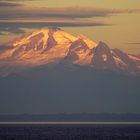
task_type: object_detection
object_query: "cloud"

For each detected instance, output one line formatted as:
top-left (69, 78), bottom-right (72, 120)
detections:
top-left (0, 27), bottom-right (26, 34)
top-left (0, 0), bottom-right (38, 8)
top-left (0, 7), bottom-right (139, 20)
top-left (0, 32), bottom-right (4, 35)
top-left (0, 6), bottom-right (136, 35)
top-left (0, 44), bottom-right (11, 51)
top-left (0, 32), bottom-right (5, 36)
top-left (0, 19), bottom-right (110, 34)
top-left (126, 42), bottom-right (140, 45)
top-left (0, 0), bottom-right (37, 1)
top-left (0, 4), bottom-right (139, 35)
top-left (0, 1), bottom-right (22, 7)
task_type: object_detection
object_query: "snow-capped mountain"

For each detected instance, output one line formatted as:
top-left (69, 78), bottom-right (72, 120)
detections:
top-left (0, 27), bottom-right (140, 76)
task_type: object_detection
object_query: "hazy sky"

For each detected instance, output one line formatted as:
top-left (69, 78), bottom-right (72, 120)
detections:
top-left (0, 0), bottom-right (140, 54)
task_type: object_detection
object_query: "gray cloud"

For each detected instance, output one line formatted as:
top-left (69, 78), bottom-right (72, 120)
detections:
top-left (0, 6), bottom-right (134, 35)
top-left (0, 45), bottom-right (11, 51)
top-left (0, 7), bottom-right (139, 20)
top-left (127, 42), bottom-right (140, 45)
top-left (0, 27), bottom-right (25, 34)
top-left (0, 32), bottom-right (5, 35)
top-left (0, 0), bottom-right (38, 1)
top-left (0, 2), bottom-right (139, 36)
top-left (0, 1), bottom-right (22, 7)
top-left (0, 21), bottom-right (110, 34)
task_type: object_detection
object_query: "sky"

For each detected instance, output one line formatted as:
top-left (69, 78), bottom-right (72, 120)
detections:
top-left (0, 0), bottom-right (140, 54)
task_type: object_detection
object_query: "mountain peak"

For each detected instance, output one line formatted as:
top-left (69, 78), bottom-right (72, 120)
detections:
top-left (77, 34), bottom-right (97, 49)
top-left (64, 38), bottom-right (93, 65)
top-left (44, 26), bottom-right (62, 31)
top-left (93, 41), bottom-right (117, 70)
top-left (98, 41), bottom-right (109, 48)
top-left (94, 41), bottom-right (111, 54)
top-left (38, 27), bottom-right (62, 34)
top-left (69, 38), bottom-right (88, 50)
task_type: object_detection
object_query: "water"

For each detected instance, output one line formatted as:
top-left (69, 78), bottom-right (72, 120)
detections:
top-left (0, 122), bottom-right (140, 140)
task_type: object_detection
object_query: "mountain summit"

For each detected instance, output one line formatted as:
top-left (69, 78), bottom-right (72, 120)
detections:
top-left (0, 27), bottom-right (140, 76)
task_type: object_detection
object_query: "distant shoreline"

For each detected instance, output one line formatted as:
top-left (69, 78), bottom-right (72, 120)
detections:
top-left (1, 114), bottom-right (140, 122)
top-left (0, 122), bottom-right (140, 125)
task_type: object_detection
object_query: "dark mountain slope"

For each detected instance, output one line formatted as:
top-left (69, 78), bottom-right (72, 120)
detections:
top-left (0, 64), bottom-right (140, 114)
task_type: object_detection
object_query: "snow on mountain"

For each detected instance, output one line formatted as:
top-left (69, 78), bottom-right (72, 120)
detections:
top-left (91, 42), bottom-right (140, 74)
top-left (92, 41), bottom-right (117, 70)
top-left (64, 39), bottom-right (93, 65)
top-left (0, 27), bottom-right (77, 65)
top-left (112, 48), bottom-right (139, 73)
top-left (0, 27), bottom-right (140, 76)
top-left (77, 34), bottom-right (97, 49)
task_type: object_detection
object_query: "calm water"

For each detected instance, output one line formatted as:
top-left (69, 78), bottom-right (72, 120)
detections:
top-left (0, 122), bottom-right (140, 140)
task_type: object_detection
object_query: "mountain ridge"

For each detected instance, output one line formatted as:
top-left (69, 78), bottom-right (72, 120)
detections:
top-left (0, 27), bottom-right (140, 76)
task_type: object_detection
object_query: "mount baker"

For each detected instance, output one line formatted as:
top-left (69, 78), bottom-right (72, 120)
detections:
top-left (0, 27), bottom-right (140, 76)
top-left (0, 27), bottom-right (140, 114)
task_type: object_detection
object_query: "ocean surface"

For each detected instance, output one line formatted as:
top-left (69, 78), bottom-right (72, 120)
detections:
top-left (0, 122), bottom-right (140, 140)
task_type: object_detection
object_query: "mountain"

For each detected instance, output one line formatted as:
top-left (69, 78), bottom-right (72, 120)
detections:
top-left (0, 27), bottom-right (140, 76)
top-left (0, 27), bottom-right (140, 114)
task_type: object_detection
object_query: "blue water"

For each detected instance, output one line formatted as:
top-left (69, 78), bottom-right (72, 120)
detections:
top-left (0, 122), bottom-right (140, 140)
